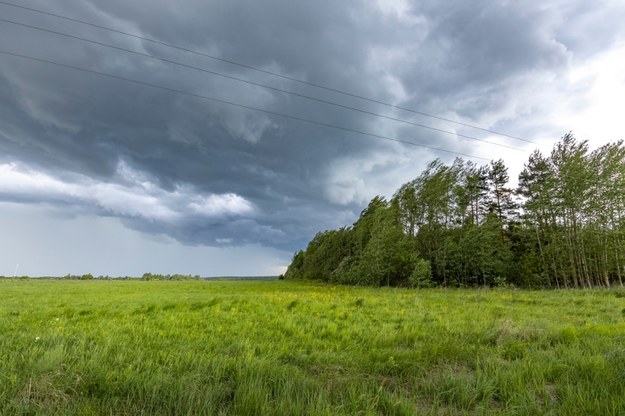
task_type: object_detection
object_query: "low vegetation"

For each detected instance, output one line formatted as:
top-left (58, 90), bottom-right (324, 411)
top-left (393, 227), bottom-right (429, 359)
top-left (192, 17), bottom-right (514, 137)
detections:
top-left (1, 279), bottom-right (624, 415)
top-left (141, 272), bottom-right (201, 281)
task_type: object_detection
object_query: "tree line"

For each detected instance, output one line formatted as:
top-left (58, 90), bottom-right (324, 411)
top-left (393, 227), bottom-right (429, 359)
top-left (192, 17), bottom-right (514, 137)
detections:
top-left (285, 134), bottom-right (625, 288)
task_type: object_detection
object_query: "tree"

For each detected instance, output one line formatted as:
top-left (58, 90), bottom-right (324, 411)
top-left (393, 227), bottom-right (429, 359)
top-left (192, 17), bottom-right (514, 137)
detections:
top-left (460, 161), bottom-right (489, 225)
top-left (291, 228), bottom-right (352, 282)
top-left (286, 134), bottom-right (625, 288)
top-left (487, 159), bottom-right (517, 225)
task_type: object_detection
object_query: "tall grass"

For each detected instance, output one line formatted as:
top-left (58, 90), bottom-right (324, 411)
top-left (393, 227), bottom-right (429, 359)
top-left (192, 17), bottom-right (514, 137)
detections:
top-left (1, 279), bottom-right (624, 414)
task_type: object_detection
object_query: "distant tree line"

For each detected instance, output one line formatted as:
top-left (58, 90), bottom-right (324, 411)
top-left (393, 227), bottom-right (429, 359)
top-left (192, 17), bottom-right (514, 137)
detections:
top-left (0, 274), bottom-right (201, 280)
top-left (141, 273), bottom-right (201, 281)
top-left (285, 134), bottom-right (625, 288)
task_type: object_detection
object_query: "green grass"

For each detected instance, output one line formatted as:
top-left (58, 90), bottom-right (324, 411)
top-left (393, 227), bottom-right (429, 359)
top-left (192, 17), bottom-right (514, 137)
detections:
top-left (1, 279), bottom-right (625, 415)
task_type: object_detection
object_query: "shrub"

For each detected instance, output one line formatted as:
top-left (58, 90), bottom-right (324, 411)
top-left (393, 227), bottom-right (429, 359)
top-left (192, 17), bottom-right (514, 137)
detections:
top-left (409, 258), bottom-right (432, 288)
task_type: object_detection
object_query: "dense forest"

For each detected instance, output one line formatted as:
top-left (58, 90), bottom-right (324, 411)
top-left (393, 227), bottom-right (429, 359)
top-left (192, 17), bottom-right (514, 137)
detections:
top-left (285, 134), bottom-right (625, 288)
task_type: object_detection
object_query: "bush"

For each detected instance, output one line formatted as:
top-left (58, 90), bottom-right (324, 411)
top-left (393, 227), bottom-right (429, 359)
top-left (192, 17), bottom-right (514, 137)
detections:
top-left (409, 259), bottom-right (432, 288)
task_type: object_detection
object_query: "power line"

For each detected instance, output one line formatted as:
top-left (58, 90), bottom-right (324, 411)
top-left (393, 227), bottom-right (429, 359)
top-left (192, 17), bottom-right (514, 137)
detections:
top-left (0, 49), bottom-right (492, 162)
top-left (0, 17), bottom-right (525, 152)
top-left (0, 0), bottom-right (535, 145)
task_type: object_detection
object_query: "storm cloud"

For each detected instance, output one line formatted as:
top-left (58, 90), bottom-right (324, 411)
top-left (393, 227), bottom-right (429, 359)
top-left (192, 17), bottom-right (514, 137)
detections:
top-left (1, 0), bottom-right (624, 274)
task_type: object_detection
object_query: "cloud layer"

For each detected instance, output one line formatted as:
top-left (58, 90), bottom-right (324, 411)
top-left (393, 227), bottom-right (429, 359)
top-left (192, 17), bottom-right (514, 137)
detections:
top-left (1, 0), bottom-right (624, 259)
top-left (0, 161), bottom-right (254, 222)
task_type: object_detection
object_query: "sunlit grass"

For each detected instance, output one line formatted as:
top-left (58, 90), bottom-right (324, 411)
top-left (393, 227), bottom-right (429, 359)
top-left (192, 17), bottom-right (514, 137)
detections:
top-left (1, 279), bottom-right (624, 415)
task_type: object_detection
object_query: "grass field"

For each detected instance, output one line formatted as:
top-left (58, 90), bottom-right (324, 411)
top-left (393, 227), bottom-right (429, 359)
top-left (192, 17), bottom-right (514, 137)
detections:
top-left (1, 279), bottom-right (625, 415)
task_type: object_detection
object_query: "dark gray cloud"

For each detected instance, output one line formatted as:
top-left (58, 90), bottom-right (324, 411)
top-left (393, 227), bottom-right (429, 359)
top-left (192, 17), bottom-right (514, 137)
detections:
top-left (1, 0), bottom-right (624, 255)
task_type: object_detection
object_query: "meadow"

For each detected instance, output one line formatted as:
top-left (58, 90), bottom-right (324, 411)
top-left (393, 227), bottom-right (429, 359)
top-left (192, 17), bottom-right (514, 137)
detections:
top-left (1, 279), bottom-right (624, 415)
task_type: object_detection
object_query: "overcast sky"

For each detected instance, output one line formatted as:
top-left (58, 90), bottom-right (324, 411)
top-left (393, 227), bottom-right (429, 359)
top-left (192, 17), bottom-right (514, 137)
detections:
top-left (1, 0), bottom-right (624, 277)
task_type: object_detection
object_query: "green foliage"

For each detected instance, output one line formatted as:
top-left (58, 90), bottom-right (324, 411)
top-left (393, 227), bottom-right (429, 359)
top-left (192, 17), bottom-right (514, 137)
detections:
top-left (284, 227), bottom-right (353, 282)
top-left (141, 273), bottom-right (201, 281)
top-left (284, 250), bottom-right (305, 280)
top-left (286, 197), bottom-right (425, 286)
top-left (2, 279), bottom-right (625, 415)
top-left (409, 258), bottom-right (432, 288)
top-left (288, 133), bottom-right (625, 289)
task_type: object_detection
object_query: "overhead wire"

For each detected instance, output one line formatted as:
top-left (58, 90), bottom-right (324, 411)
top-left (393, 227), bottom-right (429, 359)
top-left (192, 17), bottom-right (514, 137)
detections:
top-left (0, 49), bottom-right (492, 162)
top-left (0, 0), bottom-right (535, 144)
top-left (0, 17), bottom-right (525, 152)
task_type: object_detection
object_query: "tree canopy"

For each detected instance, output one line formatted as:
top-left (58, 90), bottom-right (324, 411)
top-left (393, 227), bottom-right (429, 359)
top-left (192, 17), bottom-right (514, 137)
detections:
top-left (286, 134), bottom-right (625, 288)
